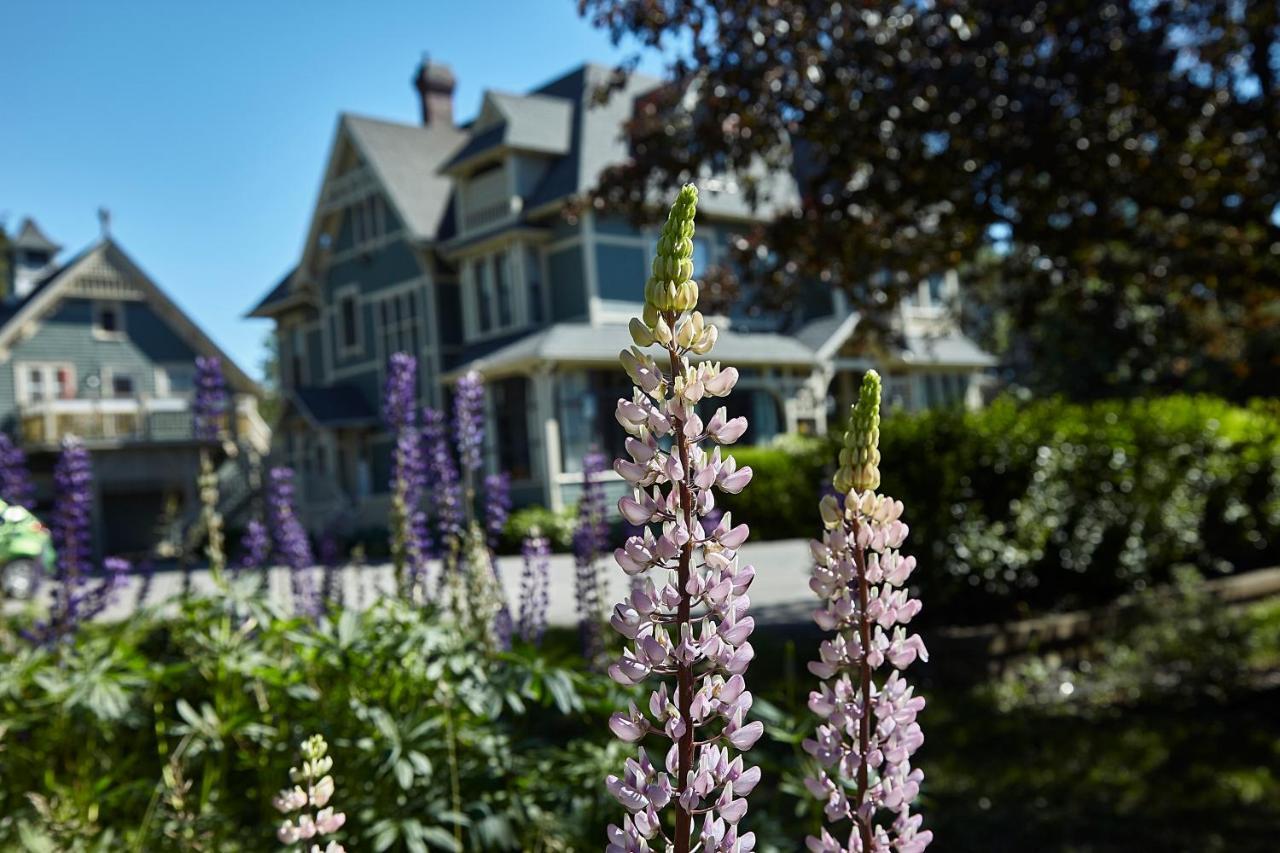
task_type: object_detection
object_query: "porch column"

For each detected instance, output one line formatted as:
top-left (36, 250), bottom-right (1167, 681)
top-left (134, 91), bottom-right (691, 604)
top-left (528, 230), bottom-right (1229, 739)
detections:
top-left (531, 365), bottom-right (563, 511)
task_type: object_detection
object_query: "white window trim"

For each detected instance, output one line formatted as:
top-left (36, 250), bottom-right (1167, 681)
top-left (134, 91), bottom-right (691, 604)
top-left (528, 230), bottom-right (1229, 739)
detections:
top-left (92, 300), bottom-right (127, 340)
top-left (15, 362), bottom-right (76, 405)
top-left (155, 362), bottom-right (197, 398)
top-left (461, 245), bottom-right (527, 344)
top-left (334, 285), bottom-right (365, 358)
top-left (102, 365), bottom-right (140, 399)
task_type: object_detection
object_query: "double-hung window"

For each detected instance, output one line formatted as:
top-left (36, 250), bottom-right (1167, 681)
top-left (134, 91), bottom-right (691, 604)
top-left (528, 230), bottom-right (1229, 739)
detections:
top-left (335, 287), bottom-right (363, 357)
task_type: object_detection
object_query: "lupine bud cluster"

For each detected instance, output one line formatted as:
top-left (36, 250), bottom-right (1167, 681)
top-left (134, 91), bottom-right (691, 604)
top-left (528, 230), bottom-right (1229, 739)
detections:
top-left (198, 452), bottom-right (226, 578)
top-left (605, 185), bottom-right (760, 853)
top-left (384, 353), bottom-right (431, 595)
top-left (518, 531), bottom-right (551, 646)
top-left (267, 467), bottom-right (317, 617)
top-left (0, 431), bottom-right (36, 509)
top-left (193, 355), bottom-right (229, 443)
top-left (275, 734), bottom-right (346, 852)
top-left (804, 371), bottom-right (932, 853)
top-left (574, 449), bottom-right (610, 663)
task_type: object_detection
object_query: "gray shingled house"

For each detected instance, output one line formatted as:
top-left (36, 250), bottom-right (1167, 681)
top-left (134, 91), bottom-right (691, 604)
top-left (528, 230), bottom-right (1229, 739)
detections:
top-left (1, 218), bottom-right (268, 555)
top-left (248, 60), bottom-right (994, 523)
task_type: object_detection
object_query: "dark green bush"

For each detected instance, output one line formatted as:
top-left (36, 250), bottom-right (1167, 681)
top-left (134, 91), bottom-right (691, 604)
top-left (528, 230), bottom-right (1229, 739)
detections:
top-left (721, 395), bottom-right (1280, 624)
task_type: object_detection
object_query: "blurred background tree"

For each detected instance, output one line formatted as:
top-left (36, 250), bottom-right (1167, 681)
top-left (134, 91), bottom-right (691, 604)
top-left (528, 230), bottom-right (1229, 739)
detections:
top-left (579, 0), bottom-right (1280, 399)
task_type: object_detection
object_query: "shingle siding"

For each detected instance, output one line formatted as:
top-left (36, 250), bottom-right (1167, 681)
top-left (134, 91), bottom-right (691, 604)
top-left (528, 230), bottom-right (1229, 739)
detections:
top-left (0, 298), bottom-right (197, 409)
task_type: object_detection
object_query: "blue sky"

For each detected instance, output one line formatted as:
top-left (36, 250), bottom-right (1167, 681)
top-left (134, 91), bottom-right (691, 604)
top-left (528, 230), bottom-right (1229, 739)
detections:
top-left (0, 1), bottom-right (664, 379)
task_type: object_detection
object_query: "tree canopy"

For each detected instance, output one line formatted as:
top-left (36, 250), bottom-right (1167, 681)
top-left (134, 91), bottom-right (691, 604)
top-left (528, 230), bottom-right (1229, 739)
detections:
top-left (579, 0), bottom-right (1280, 398)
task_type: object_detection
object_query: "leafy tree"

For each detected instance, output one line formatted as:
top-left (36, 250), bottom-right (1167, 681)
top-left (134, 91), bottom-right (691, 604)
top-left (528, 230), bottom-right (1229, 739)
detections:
top-left (579, 0), bottom-right (1280, 398)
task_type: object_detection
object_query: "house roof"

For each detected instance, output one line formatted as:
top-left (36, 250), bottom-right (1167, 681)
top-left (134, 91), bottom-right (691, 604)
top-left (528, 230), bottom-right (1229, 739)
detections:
top-left (446, 321), bottom-right (817, 379)
top-left (10, 218), bottom-right (60, 253)
top-left (343, 113), bottom-right (468, 241)
top-left (247, 266), bottom-right (296, 317)
top-left (0, 238), bottom-right (259, 394)
top-left (289, 384), bottom-right (379, 428)
top-left (440, 91), bottom-right (574, 172)
top-left (899, 330), bottom-right (997, 368)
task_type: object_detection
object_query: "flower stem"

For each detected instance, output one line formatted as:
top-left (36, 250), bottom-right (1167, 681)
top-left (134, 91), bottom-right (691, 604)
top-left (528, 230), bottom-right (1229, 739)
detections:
top-left (853, 517), bottom-right (873, 852)
top-left (669, 340), bottom-right (695, 853)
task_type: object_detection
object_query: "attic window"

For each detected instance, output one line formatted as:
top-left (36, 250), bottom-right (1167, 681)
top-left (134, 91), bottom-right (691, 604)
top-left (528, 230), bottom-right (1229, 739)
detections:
top-left (350, 195), bottom-right (388, 250)
top-left (93, 301), bottom-right (125, 338)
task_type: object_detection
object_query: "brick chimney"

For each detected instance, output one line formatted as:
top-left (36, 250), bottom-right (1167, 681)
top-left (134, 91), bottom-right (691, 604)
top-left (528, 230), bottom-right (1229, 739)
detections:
top-left (413, 57), bottom-right (456, 127)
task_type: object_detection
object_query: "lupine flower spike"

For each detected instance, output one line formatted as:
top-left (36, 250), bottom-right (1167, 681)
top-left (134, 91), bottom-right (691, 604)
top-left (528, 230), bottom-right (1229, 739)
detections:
top-left (804, 371), bottom-right (932, 853)
top-left (194, 356), bottom-right (229, 579)
top-left (274, 734), bottom-right (347, 852)
top-left (574, 449), bottom-right (610, 664)
top-left (384, 353), bottom-right (431, 597)
top-left (0, 431), bottom-right (36, 509)
top-left (518, 531), bottom-right (551, 646)
top-left (606, 185), bottom-right (760, 853)
top-left (267, 467), bottom-right (317, 617)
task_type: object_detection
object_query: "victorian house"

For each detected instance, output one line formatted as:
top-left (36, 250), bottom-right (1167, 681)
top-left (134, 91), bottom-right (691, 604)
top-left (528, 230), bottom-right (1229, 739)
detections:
top-left (248, 60), bottom-right (994, 522)
top-left (1, 217), bottom-right (267, 554)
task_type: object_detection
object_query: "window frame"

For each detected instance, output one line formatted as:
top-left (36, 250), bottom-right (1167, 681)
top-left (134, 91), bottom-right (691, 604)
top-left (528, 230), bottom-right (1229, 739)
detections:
top-left (334, 285), bottom-right (365, 358)
top-left (92, 300), bottom-right (126, 340)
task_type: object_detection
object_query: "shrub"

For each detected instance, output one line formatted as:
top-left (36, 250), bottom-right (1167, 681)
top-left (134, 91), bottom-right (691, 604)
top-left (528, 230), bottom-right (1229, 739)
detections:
top-left (722, 395), bottom-right (1280, 624)
top-left (504, 505), bottom-right (577, 553)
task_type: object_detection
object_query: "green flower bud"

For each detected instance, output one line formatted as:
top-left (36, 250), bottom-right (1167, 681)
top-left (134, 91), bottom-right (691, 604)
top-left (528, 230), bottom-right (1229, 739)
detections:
top-left (834, 369), bottom-right (882, 494)
top-left (644, 184), bottom-right (700, 316)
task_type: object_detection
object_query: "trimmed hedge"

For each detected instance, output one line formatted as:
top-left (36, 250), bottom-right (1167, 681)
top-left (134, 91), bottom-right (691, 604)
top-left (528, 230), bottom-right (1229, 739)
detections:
top-left (720, 395), bottom-right (1280, 624)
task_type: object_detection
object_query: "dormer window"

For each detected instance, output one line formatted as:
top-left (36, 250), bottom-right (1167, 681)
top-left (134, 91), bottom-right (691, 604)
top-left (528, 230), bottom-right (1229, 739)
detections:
top-left (465, 248), bottom-right (525, 339)
top-left (93, 301), bottom-right (125, 339)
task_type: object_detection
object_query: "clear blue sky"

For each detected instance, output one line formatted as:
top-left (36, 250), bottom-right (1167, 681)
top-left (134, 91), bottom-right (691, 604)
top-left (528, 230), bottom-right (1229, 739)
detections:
top-left (1, 1), bottom-right (663, 379)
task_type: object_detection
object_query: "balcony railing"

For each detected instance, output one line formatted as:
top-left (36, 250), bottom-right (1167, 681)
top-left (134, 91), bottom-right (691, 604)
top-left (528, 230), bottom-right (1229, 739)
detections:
top-left (19, 396), bottom-right (271, 453)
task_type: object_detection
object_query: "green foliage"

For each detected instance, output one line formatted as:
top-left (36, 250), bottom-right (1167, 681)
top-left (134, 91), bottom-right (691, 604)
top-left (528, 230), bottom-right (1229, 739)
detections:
top-left (0, 589), bottom-right (625, 852)
top-left (503, 505), bottom-right (577, 554)
top-left (721, 395), bottom-right (1280, 623)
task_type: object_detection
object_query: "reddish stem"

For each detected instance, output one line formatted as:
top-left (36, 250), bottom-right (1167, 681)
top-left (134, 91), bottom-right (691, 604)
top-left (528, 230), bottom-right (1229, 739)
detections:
top-left (668, 336), bottom-right (695, 853)
top-left (852, 516), bottom-right (874, 851)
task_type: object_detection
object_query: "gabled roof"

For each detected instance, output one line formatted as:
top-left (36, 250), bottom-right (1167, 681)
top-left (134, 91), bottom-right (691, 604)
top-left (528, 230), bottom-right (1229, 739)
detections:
top-left (343, 113), bottom-right (467, 241)
top-left (900, 330), bottom-right (997, 368)
top-left (440, 91), bottom-right (574, 172)
top-left (0, 238), bottom-right (259, 393)
top-left (10, 217), bottom-right (60, 253)
top-left (247, 266), bottom-right (299, 318)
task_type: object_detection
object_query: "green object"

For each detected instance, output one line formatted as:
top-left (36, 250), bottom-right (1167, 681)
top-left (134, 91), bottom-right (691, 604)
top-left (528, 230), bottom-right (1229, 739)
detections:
top-left (834, 369), bottom-right (882, 495)
top-left (0, 499), bottom-right (54, 600)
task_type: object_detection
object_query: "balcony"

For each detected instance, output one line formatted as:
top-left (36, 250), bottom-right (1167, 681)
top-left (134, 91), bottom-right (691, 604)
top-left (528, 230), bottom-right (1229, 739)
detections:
top-left (19, 396), bottom-right (270, 453)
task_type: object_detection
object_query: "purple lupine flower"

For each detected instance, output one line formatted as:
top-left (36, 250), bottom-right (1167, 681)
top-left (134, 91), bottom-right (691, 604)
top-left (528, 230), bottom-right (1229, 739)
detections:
top-left (423, 407), bottom-right (462, 540)
top-left (239, 518), bottom-right (271, 573)
top-left (0, 431), bottom-right (36, 509)
top-left (483, 472), bottom-right (511, 549)
top-left (605, 186), bottom-right (761, 851)
top-left (804, 371), bottom-right (932, 853)
top-left (384, 353), bottom-right (432, 595)
top-left (573, 449), bottom-right (609, 663)
top-left (452, 370), bottom-right (486, 476)
top-left (266, 467), bottom-right (317, 617)
top-left (518, 532), bottom-right (551, 646)
top-left (193, 355), bottom-right (229, 442)
top-left (52, 436), bottom-right (94, 603)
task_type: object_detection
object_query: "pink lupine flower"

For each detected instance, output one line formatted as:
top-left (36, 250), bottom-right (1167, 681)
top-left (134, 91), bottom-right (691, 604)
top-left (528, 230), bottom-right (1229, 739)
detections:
top-left (605, 186), bottom-right (760, 853)
top-left (274, 734), bottom-right (346, 851)
top-left (804, 371), bottom-right (933, 852)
